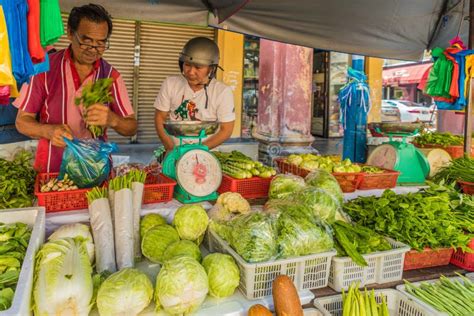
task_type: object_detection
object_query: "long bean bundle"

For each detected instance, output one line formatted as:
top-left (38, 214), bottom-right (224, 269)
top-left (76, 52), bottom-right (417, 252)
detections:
top-left (433, 157), bottom-right (474, 183)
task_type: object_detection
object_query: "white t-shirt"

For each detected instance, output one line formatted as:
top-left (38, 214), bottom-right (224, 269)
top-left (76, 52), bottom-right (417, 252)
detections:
top-left (154, 75), bottom-right (235, 144)
top-left (154, 75), bottom-right (235, 122)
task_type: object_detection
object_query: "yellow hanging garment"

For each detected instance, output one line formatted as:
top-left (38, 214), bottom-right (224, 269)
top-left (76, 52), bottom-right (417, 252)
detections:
top-left (0, 5), bottom-right (18, 97)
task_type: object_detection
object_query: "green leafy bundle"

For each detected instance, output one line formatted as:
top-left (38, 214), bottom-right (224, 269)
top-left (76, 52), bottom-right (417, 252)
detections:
top-left (0, 151), bottom-right (36, 209)
top-left (414, 131), bottom-right (464, 147)
top-left (343, 182), bottom-right (474, 251)
top-left (75, 78), bottom-right (114, 138)
top-left (433, 156), bottom-right (474, 183)
top-left (0, 222), bottom-right (31, 311)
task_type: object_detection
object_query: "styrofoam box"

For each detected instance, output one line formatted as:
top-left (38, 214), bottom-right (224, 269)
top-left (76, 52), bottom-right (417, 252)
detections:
top-left (396, 275), bottom-right (474, 316)
top-left (314, 289), bottom-right (436, 316)
top-left (0, 207), bottom-right (45, 316)
top-left (328, 238), bottom-right (410, 292)
top-left (207, 229), bottom-right (336, 300)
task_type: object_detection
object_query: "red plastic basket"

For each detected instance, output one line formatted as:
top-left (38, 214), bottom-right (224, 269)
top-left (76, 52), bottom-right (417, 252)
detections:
top-left (143, 174), bottom-right (177, 204)
top-left (403, 247), bottom-right (454, 271)
top-left (217, 174), bottom-right (273, 199)
top-left (275, 157), bottom-right (363, 193)
top-left (458, 180), bottom-right (474, 195)
top-left (35, 173), bottom-right (92, 212)
top-left (450, 238), bottom-right (474, 271)
top-left (358, 166), bottom-right (400, 190)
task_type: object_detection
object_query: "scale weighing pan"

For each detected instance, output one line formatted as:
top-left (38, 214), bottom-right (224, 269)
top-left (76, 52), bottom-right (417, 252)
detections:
top-left (164, 121), bottom-right (219, 137)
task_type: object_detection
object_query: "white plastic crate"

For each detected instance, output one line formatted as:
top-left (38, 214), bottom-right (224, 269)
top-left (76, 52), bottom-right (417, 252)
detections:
top-left (396, 276), bottom-right (474, 316)
top-left (328, 238), bottom-right (410, 292)
top-left (207, 229), bottom-right (336, 300)
top-left (0, 207), bottom-right (45, 316)
top-left (313, 289), bottom-right (436, 316)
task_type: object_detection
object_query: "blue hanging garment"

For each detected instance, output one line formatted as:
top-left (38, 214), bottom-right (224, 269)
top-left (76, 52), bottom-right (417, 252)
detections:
top-left (0, 0), bottom-right (34, 85)
top-left (338, 67), bottom-right (371, 129)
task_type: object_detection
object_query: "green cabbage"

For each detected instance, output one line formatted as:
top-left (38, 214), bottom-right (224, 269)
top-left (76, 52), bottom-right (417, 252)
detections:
top-left (276, 209), bottom-right (334, 258)
top-left (97, 268), bottom-right (153, 316)
top-left (268, 174), bottom-right (306, 200)
top-left (305, 169), bottom-right (343, 203)
top-left (33, 238), bottom-right (93, 316)
top-left (173, 204), bottom-right (209, 242)
top-left (155, 256), bottom-right (208, 315)
top-left (291, 187), bottom-right (341, 223)
top-left (202, 253), bottom-right (240, 298)
top-left (163, 240), bottom-right (202, 262)
top-left (229, 212), bottom-right (277, 263)
top-left (140, 213), bottom-right (167, 239)
top-left (141, 225), bottom-right (180, 263)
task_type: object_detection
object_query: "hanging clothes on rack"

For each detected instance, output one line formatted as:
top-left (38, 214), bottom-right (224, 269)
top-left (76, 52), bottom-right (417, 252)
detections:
top-left (0, 5), bottom-right (18, 104)
top-left (40, 0), bottom-right (64, 46)
top-left (0, 0), bottom-right (34, 86)
top-left (27, 0), bottom-right (45, 63)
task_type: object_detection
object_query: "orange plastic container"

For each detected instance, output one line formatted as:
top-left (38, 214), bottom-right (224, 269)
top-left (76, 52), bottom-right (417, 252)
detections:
top-left (403, 247), bottom-right (454, 270)
top-left (458, 180), bottom-right (474, 195)
top-left (358, 167), bottom-right (400, 190)
top-left (143, 174), bottom-right (177, 204)
top-left (450, 238), bottom-right (474, 271)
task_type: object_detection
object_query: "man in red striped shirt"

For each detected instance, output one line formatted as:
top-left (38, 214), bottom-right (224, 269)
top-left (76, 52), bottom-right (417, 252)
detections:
top-left (14, 4), bottom-right (137, 173)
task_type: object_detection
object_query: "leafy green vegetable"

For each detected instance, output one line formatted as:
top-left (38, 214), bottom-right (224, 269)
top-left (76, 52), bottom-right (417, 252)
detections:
top-left (433, 156), bottom-right (474, 183)
top-left (33, 238), bottom-right (93, 315)
top-left (48, 223), bottom-right (95, 263)
top-left (291, 187), bottom-right (341, 223)
top-left (97, 268), bottom-right (153, 316)
top-left (305, 169), bottom-right (344, 204)
top-left (75, 78), bottom-right (114, 138)
top-left (140, 213), bottom-right (167, 239)
top-left (0, 151), bottom-right (36, 209)
top-left (162, 240), bottom-right (202, 262)
top-left (172, 204), bottom-right (209, 243)
top-left (343, 182), bottom-right (474, 251)
top-left (0, 222), bottom-right (31, 311)
top-left (276, 206), bottom-right (334, 258)
top-left (155, 256), bottom-right (208, 315)
top-left (268, 174), bottom-right (306, 200)
top-left (332, 220), bottom-right (392, 267)
top-left (414, 131), bottom-right (464, 148)
top-left (141, 225), bottom-right (180, 263)
top-left (202, 253), bottom-right (240, 298)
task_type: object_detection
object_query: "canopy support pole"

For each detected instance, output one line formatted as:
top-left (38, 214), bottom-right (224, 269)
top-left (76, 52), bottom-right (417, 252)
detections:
top-left (465, 0), bottom-right (474, 154)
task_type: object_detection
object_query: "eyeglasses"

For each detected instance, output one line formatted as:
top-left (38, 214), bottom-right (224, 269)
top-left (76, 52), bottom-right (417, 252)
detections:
top-left (74, 33), bottom-right (110, 52)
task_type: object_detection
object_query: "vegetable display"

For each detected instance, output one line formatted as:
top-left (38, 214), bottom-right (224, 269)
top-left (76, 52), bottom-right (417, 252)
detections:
top-left (208, 192), bottom-right (251, 222)
top-left (140, 213), bottom-right (167, 239)
top-left (342, 283), bottom-right (390, 316)
top-left (332, 220), bottom-right (392, 267)
top-left (433, 156), bottom-right (474, 183)
top-left (272, 275), bottom-right (304, 316)
top-left (48, 223), bottom-right (95, 263)
top-left (291, 187), bottom-right (342, 223)
top-left (305, 169), bottom-right (344, 203)
top-left (414, 131), bottom-right (464, 148)
top-left (40, 173), bottom-right (78, 192)
top-left (163, 240), bottom-right (202, 262)
top-left (75, 78), bottom-right (114, 138)
top-left (155, 256), bottom-right (209, 315)
top-left (344, 182), bottom-right (474, 251)
top-left (0, 150), bottom-right (36, 209)
top-left (361, 166), bottom-right (385, 174)
top-left (213, 151), bottom-right (276, 179)
top-left (286, 154), bottom-right (361, 173)
top-left (0, 223), bottom-right (31, 311)
top-left (403, 275), bottom-right (474, 316)
top-left (202, 253), bottom-right (240, 298)
top-left (141, 224), bottom-right (180, 263)
top-left (33, 238), bottom-right (93, 316)
top-left (96, 268), bottom-right (153, 316)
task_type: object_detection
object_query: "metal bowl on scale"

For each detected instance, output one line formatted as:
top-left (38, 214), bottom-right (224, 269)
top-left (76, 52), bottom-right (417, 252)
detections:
top-left (164, 121), bottom-right (219, 137)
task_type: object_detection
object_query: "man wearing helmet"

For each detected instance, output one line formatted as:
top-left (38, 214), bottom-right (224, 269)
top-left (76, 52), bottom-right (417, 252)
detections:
top-left (154, 37), bottom-right (235, 150)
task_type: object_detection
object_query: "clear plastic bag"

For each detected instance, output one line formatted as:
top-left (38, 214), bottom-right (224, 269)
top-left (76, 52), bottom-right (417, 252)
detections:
top-left (305, 169), bottom-right (344, 203)
top-left (268, 173), bottom-right (306, 200)
top-left (59, 138), bottom-right (117, 188)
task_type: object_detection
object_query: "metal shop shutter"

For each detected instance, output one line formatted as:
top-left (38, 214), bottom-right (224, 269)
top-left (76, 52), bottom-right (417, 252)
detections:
top-left (54, 14), bottom-right (136, 144)
top-left (137, 22), bottom-right (215, 143)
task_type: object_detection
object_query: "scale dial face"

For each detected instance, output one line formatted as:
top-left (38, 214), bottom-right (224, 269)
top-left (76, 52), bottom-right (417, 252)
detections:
top-left (176, 149), bottom-right (222, 197)
top-left (367, 144), bottom-right (398, 170)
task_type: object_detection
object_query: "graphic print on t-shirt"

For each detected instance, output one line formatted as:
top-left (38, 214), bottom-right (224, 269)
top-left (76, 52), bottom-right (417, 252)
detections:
top-left (173, 96), bottom-right (200, 121)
